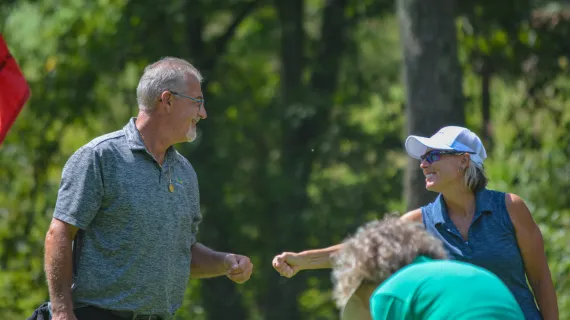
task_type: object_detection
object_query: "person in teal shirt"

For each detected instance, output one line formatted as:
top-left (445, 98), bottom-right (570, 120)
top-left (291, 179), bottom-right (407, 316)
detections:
top-left (332, 217), bottom-right (524, 320)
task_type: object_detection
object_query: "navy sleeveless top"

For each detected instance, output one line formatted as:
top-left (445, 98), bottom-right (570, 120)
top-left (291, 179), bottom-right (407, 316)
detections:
top-left (421, 188), bottom-right (541, 319)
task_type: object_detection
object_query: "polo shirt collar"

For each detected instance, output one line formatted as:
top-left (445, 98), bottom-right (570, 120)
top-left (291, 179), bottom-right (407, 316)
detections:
top-left (123, 117), bottom-right (177, 162)
top-left (124, 117), bottom-right (146, 151)
top-left (431, 189), bottom-right (493, 227)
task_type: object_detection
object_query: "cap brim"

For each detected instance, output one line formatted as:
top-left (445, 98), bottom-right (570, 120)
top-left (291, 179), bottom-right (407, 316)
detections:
top-left (405, 135), bottom-right (454, 159)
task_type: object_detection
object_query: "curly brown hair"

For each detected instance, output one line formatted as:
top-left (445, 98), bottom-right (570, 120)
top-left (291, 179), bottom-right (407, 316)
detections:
top-left (331, 216), bottom-right (448, 308)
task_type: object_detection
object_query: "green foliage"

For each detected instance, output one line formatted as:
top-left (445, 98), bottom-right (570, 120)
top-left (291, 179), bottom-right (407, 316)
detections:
top-left (458, 3), bottom-right (570, 315)
top-left (463, 69), bottom-right (570, 318)
top-left (484, 75), bottom-right (570, 316)
top-left (1, 0), bottom-right (569, 319)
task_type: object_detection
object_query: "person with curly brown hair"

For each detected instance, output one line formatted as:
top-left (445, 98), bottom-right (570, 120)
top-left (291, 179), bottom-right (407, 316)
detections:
top-left (332, 217), bottom-right (524, 320)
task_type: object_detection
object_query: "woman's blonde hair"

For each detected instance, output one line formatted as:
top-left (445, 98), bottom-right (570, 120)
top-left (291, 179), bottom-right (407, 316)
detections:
top-left (464, 159), bottom-right (488, 193)
top-left (331, 216), bottom-right (447, 308)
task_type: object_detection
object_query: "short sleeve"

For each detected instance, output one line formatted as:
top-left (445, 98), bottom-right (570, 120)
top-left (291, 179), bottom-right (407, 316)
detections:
top-left (187, 164), bottom-right (202, 246)
top-left (189, 211), bottom-right (202, 247)
top-left (370, 293), bottom-right (406, 320)
top-left (53, 146), bottom-right (103, 229)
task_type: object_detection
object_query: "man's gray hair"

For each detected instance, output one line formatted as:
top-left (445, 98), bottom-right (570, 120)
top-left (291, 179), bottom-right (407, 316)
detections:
top-left (464, 160), bottom-right (488, 193)
top-left (136, 57), bottom-right (203, 112)
top-left (331, 216), bottom-right (447, 308)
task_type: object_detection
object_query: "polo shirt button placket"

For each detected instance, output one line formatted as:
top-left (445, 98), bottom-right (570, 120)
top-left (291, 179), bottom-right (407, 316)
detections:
top-left (464, 241), bottom-right (472, 256)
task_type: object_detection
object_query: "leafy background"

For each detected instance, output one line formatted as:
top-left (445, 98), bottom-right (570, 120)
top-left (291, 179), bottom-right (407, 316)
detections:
top-left (1, 0), bottom-right (568, 319)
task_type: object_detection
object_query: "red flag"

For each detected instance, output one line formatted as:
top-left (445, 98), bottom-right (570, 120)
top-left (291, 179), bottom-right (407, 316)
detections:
top-left (0, 34), bottom-right (30, 145)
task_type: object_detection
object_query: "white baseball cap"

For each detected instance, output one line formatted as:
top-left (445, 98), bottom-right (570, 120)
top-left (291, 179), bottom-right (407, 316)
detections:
top-left (405, 126), bottom-right (487, 167)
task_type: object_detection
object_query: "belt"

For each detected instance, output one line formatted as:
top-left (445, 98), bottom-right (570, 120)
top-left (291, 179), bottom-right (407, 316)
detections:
top-left (110, 310), bottom-right (163, 320)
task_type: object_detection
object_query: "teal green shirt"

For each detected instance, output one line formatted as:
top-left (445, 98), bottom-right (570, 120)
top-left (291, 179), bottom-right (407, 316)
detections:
top-left (370, 257), bottom-right (524, 320)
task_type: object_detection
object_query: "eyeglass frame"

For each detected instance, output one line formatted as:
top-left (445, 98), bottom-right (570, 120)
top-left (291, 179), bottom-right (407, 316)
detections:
top-left (169, 91), bottom-right (204, 113)
top-left (420, 150), bottom-right (475, 164)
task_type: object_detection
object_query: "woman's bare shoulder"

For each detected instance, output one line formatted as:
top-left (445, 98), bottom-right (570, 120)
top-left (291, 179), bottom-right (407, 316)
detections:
top-left (400, 208), bottom-right (423, 224)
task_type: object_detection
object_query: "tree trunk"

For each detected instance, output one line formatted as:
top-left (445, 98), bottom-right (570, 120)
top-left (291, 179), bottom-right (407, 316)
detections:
top-left (398, 0), bottom-right (465, 210)
top-left (256, 0), bottom-right (349, 319)
top-left (481, 56), bottom-right (493, 150)
top-left (183, 2), bottom-right (257, 318)
top-left (256, 1), bottom-right (307, 319)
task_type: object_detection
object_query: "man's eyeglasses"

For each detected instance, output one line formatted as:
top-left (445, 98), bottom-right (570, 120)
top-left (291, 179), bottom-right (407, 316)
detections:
top-left (420, 150), bottom-right (475, 164)
top-left (170, 91), bottom-right (204, 112)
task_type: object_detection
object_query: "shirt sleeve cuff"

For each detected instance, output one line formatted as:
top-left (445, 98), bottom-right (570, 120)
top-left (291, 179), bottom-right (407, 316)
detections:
top-left (53, 211), bottom-right (90, 230)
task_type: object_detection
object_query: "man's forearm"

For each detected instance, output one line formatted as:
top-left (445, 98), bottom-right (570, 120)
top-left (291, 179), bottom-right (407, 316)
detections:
top-left (45, 228), bottom-right (74, 315)
top-left (297, 244), bottom-right (344, 270)
top-left (190, 243), bottom-right (228, 278)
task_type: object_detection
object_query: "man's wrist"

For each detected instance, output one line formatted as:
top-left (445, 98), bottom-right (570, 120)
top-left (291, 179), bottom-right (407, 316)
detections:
top-left (217, 252), bottom-right (231, 275)
top-left (51, 302), bottom-right (74, 315)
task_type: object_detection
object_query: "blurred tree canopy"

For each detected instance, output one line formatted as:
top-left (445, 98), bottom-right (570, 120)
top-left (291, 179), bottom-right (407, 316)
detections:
top-left (1, 0), bottom-right (569, 319)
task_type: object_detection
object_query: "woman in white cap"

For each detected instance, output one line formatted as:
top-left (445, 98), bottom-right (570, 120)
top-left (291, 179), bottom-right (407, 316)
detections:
top-left (272, 126), bottom-right (558, 320)
top-left (403, 126), bottom-right (557, 320)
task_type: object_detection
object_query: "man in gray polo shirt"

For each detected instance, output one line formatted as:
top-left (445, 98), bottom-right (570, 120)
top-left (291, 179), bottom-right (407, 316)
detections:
top-left (44, 57), bottom-right (253, 320)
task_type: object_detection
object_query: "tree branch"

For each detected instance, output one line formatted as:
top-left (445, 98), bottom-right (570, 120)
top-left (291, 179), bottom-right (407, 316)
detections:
top-left (211, 0), bottom-right (262, 63)
top-left (346, 0), bottom-right (393, 27)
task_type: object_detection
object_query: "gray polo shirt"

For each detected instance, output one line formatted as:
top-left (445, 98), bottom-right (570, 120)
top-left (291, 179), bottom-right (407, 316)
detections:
top-left (53, 118), bottom-right (202, 318)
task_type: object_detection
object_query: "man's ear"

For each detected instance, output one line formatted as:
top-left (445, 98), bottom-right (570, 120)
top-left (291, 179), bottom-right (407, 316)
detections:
top-left (159, 91), bottom-right (173, 112)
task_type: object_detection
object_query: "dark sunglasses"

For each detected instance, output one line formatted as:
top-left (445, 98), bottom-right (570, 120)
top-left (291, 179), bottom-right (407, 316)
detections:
top-left (420, 150), bottom-right (475, 164)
